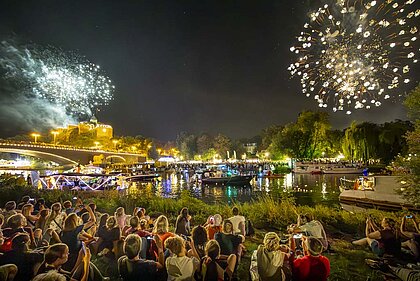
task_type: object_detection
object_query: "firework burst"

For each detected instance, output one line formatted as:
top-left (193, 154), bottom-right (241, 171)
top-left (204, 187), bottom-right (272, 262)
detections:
top-left (0, 41), bottom-right (115, 119)
top-left (288, 0), bottom-right (419, 114)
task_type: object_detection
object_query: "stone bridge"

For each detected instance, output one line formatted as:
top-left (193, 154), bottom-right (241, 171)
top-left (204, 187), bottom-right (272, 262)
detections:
top-left (0, 142), bottom-right (146, 166)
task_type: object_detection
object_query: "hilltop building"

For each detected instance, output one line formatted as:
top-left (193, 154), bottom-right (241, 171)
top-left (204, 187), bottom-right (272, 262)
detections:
top-left (57, 116), bottom-right (113, 142)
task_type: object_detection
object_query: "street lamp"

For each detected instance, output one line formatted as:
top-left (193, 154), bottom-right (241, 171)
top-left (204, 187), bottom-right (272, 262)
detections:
top-left (51, 131), bottom-right (59, 145)
top-left (94, 141), bottom-right (100, 150)
top-left (31, 133), bottom-right (40, 144)
top-left (157, 148), bottom-right (162, 155)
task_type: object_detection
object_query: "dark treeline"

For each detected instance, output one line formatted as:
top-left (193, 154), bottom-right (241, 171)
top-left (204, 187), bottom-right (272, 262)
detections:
top-left (176, 111), bottom-right (413, 164)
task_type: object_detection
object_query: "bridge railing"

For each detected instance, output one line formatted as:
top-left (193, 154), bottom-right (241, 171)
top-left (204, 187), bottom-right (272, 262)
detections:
top-left (0, 140), bottom-right (146, 156)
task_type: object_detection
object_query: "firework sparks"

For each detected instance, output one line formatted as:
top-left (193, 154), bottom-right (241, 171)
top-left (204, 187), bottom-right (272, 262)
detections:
top-left (288, 0), bottom-right (419, 114)
top-left (0, 41), bottom-right (115, 119)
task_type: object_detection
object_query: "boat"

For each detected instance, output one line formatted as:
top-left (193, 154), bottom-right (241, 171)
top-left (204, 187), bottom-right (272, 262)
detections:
top-left (125, 174), bottom-right (160, 182)
top-left (201, 175), bottom-right (254, 185)
top-left (293, 161), bottom-right (363, 174)
top-left (292, 162), bottom-right (323, 174)
top-left (322, 163), bottom-right (364, 174)
top-left (339, 176), bottom-right (419, 212)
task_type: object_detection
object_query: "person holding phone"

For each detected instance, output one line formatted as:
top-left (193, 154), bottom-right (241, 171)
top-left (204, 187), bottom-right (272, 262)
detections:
top-left (353, 216), bottom-right (401, 257)
top-left (400, 215), bottom-right (420, 260)
top-left (118, 234), bottom-right (164, 281)
top-left (292, 236), bottom-right (330, 281)
top-left (249, 232), bottom-right (291, 281)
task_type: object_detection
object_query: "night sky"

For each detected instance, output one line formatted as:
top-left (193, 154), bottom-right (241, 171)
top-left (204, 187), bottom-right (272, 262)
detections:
top-left (0, 0), bottom-right (417, 141)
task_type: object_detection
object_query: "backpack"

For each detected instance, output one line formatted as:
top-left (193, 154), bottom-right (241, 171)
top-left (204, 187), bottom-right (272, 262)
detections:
top-left (0, 232), bottom-right (19, 253)
top-left (246, 220), bottom-right (255, 237)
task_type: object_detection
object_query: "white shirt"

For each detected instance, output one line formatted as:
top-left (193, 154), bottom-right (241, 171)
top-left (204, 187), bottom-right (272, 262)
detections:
top-left (229, 215), bottom-right (246, 235)
top-left (166, 255), bottom-right (199, 281)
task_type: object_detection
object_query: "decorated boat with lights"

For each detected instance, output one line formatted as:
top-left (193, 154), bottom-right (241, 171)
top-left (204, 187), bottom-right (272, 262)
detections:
top-left (339, 176), bottom-right (419, 212)
top-left (199, 169), bottom-right (254, 185)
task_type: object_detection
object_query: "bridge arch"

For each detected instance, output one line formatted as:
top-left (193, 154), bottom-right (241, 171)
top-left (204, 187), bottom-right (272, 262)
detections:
top-left (0, 148), bottom-right (78, 166)
top-left (105, 155), bottom-right (127, 162)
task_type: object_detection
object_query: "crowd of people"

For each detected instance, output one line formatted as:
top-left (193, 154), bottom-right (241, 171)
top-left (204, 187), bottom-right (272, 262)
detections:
top-left (0, 195), bottom-right (417, 280)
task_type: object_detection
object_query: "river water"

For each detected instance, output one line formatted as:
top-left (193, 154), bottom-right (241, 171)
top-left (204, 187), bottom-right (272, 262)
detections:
top-left (0, 169), bottom-right (360, 207)
top-left (131, 173), bottom-right (360, 207)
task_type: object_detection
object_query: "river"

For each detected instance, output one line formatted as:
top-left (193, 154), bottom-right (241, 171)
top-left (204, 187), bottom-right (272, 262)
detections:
top-left (0, 169), bottom-right (360, 207)
top-left (130, 173), bottom-right (360, 207)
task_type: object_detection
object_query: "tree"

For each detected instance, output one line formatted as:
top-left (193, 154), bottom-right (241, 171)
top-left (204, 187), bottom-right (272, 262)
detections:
top-left (398, 84), bottom-right (420, 205)
top-left (378, 120), bottom-right (413, 164)
top-left (325, 129), bottom-right (344, 158)
top-left (269, 111), bottom-right (331, 159)
top-left (342, 122), bottom-right (380, 163)
top-left (261, 125), bottom-right (283, 150)
top-left (213, 134), bottom-right (232, 159)
top-left (176, 132), bottom-right (197, 159)
top-left (196, 133), bottom-right (213, 155)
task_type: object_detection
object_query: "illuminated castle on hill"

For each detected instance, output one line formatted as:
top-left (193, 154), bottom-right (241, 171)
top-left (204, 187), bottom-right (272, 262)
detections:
top-left (57, 116), bottom-right (113, 142)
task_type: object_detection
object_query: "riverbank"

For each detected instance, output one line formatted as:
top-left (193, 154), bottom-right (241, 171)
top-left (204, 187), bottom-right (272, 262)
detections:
top-left (0, 176), bottom-right (406, 280)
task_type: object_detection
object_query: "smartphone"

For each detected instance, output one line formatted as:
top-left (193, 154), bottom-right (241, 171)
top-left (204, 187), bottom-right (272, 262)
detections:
top-left (28, 198), bottom-right (35, 203)
top-left (406, 215), bottom-right (413, 219)
top-left (146, 236), bottom-right (153, 240)
top-left (293, 233), bottom-right (303, 239)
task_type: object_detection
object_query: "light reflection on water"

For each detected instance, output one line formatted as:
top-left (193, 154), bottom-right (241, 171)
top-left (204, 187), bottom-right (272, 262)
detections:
top-left (0, 169), bottom-right (359, 207)
top-left (130, 173), bottom-right (360, 207)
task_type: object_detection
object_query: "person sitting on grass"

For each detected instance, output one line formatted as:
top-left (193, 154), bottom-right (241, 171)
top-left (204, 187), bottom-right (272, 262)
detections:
top-left (2, 201), bottom-right (17, 225)
top-left (189, 225), bottom-right (208, 259)
top-left (165, 236), bottom-right (199, 280)
top-left (22, 203), bottom-right (40, 229)
top-left (151, 215), bottom-right (176, 258)
top-left (97, 216), bottom-right (121, 258)
top-left (63, 201), bottom-right (74, 216)
top-left (205, 214), bottom-right (222, 240)
top-left (201, 239), bottom-right (236, 281)
top-left (174, 207), bottom-right (191, 237)
top-left (45, 203), bottom-right (67, 236)
top-left (60, 206), bottom-right (97, 272)
top-left (115, 207), bottom-right (127, 231)
top-left (3, 213), bottom-right (35, 247)
top-left (250, 232), bottom-right (291, 281)
top-left (124, 216), bottom-right (152, 238)
top-left (0, 233), bottom-right (43, 281)
top-left (215, 219), bottom-right (245, 258)
top-left (37, 242), bottom-right (109, 281)
top-left (118, 234), bottom-right (165, 281)
top-left (400, 215), bottom-right (420, 261)
top-left (288, 214), bottom-right (328, 251)
top-left (353, 216), bottom-right (401, 257)
top-left (228, 207), bottom-right (246, 236)
top-left (292, 236), bottom-right (330, 281)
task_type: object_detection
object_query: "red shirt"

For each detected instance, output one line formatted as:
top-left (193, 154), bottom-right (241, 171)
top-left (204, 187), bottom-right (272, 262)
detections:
top-left (206, 225), bottom-right (222, 240)
top-left (293, 255), bottom-right (330, 281)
